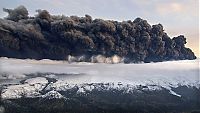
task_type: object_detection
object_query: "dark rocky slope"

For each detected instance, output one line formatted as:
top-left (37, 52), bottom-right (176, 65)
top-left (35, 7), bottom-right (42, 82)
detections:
top-left (0, 6), bottom-right (196, 63)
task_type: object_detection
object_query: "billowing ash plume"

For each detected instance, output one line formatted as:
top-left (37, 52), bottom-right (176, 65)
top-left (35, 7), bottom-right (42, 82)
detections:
top-left (0, 6), bottom-right (196, 63)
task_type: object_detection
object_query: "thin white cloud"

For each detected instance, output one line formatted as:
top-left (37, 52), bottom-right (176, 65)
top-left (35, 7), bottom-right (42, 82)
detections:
top-left (156, 2), bottom-right (184, 15)
top-left (155, 1), bottom-right (198, 17)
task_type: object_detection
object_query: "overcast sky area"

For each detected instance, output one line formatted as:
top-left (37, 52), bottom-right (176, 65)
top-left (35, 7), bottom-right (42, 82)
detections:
top-left (0, 0), bottom-right (199, 56)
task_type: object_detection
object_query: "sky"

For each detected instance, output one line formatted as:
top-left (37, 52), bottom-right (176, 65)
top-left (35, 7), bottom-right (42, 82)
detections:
top-left (0, 0), bottom-right (199, 57)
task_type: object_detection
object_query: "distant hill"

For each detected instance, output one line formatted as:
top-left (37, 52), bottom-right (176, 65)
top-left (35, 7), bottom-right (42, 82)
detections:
top-left (0, 5), bottom-right (196, 63)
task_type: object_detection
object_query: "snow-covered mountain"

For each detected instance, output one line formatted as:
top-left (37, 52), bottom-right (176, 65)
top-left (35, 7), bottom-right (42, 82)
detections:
top-left (0, 58), bottom-right (199, 99)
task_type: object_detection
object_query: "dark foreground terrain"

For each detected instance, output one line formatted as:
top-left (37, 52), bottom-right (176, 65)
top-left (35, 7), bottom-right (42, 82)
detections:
top-left (0, 6), bottom-right (196, 63)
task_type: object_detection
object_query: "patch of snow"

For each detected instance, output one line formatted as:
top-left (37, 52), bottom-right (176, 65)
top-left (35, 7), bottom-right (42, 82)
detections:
top-left (45, 74), bottom-right (56, 78)
top-left (147, 85), bottom-right (162, 91)
top-left (45, 80), bottom-right (76, 91)
top-left (1, 77), bottom-right (48, 99)
top-left (77, 87), bottom-right (85, 93)
top-left (169, 90), bottom-right (181, 97)
top-left (83, 84), bottom-right (95, 91)
top-left (42, 90), bottom-right (64, 99)
top-left (24, 77), bottom-right (48, 84)
top-left (1, 84), bottom-right (44, 99)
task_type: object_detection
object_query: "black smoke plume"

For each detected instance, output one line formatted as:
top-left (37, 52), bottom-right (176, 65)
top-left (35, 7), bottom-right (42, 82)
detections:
top-left (0, 6), bottom-right (196, 63)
